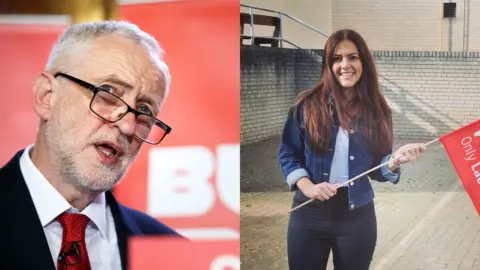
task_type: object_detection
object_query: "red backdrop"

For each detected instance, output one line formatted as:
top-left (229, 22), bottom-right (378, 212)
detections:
top-left (117, 0), bottom-right (240, 240)
top-left (129, 237), bottom-right (239, 270)
top-left (0, 22), bottom-right (68, 163)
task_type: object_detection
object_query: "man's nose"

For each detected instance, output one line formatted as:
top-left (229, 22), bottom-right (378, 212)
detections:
top-left (114, 110), bottom-right (136, 137)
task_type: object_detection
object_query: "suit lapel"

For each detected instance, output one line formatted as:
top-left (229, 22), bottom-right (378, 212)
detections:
top-left (106, 190), bottom-right (143, 270)
top-left (0, 150), bottom-right (56, 270)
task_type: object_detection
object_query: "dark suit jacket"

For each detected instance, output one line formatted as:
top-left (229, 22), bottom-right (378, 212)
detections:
top-left (0, 150), bottom-right (183, 270)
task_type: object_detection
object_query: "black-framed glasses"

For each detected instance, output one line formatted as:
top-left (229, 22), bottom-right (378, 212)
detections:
top-left (54, 72), bottom-right (171, 145)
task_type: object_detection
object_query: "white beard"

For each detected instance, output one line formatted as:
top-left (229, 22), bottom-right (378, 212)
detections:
top-left (43, 122), bottom-right (134, 191)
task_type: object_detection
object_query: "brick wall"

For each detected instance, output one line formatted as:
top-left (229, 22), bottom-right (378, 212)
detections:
top-left (240, 47), bottom-right (296, 144)
top-left (240, 46), bottom-right (480, 145)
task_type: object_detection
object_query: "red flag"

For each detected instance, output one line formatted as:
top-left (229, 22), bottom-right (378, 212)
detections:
top-left (439, 119), bottom-right (480, 215)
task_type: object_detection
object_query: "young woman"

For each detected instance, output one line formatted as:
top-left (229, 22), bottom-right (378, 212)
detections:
top-left (278, 29), bottom-right (427, 270)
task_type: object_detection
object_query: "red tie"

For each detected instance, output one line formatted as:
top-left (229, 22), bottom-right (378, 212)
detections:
top-left (57, 213), bottom-right (92, 270)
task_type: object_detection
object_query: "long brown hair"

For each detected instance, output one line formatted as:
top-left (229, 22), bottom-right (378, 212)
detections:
top-left (290, 29), bottom-right (392, 156)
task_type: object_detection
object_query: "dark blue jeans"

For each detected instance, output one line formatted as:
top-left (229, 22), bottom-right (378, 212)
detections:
top-left (287, 188), bottom-right (377, 270)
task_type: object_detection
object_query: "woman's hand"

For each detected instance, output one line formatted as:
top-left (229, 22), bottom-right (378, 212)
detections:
top-left (388, 143), bottom-right (427, 170)
top-left (297, 178), bottom-right (339, 201)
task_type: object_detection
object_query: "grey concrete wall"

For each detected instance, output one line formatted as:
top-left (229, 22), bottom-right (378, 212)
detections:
top-left (240, 0), bottom-right (480, 52)
top-left (332, 0), bottom-right (480, 52)
top-left (240, 0), bottom-right (331, 49)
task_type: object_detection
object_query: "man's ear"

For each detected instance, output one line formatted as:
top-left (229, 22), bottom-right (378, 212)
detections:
top-left (32, 72), bottom-right (57, 121)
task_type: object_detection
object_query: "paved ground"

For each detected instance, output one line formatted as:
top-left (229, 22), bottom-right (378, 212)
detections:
top-left (240, 136), bottom-right (480, 270)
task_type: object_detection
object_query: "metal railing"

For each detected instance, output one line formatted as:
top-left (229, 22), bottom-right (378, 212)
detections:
top-left (240, 3), bottom-right (329, 49)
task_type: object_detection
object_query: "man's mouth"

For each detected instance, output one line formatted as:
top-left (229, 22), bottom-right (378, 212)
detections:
top-left (94, 141), bottom-right (124, 164)
top-left (96, 145), bottom-right (117, 156)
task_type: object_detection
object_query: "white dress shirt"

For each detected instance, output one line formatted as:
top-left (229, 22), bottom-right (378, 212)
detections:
top-left (19, 144), bottom-right (123, 270)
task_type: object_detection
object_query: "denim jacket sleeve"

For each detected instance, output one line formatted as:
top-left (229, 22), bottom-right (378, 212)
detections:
top-left (368, 151), bottom-right (401, 184)
top-left (278, 106), bottom-right (309, 191)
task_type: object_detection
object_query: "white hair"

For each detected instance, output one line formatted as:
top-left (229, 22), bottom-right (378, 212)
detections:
top-left (45, 20), bottom-right (171, 97)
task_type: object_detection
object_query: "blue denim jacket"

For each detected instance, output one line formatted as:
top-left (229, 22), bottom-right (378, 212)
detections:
top-left (278, 100), bottom-right (401, 211)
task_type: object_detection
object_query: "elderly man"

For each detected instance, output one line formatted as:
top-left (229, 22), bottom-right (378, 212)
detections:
top-left (0, 20), bottom-right (181, 270)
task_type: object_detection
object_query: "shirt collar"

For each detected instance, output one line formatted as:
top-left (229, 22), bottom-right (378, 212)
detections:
top-left (19, 144), bottom-right (109, 239)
